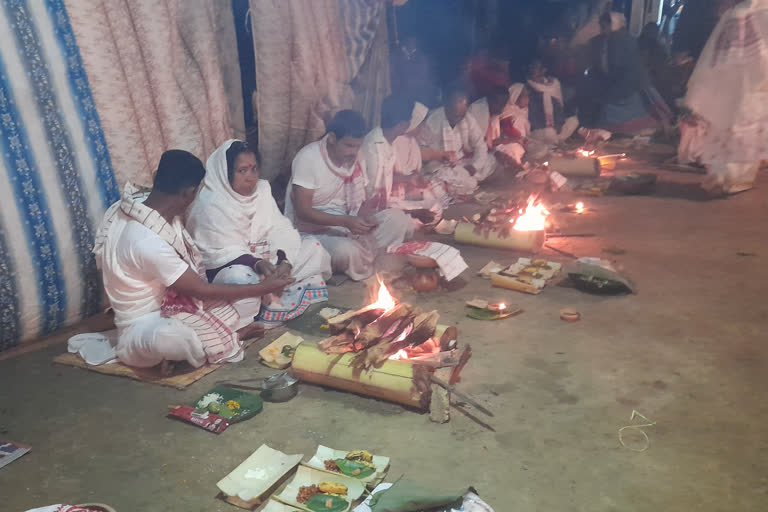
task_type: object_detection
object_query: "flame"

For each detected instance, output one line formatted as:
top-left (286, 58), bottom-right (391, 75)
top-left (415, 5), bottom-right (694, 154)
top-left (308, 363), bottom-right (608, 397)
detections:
top-left (389, 349), bottom-right (409, 360)
top-left (489, 302), bottom-right (507, 312)
top-left (577, 148), bottom-right (595, 157)
top-left (512, 197), bottom-right (549, 232)
top-left (370, 276), bottom-right (396, 312)
top-left (575, 201), bottom-right (585, 214)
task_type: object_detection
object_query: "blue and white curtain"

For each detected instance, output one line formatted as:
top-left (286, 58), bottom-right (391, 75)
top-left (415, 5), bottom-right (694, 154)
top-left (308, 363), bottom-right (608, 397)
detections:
top-left (0, 0), bottom-right (119, 350)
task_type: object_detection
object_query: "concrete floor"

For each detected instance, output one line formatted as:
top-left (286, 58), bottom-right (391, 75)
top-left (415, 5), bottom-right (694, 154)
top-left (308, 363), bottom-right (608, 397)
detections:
top-left (2, 163), bottom-right (768, 512)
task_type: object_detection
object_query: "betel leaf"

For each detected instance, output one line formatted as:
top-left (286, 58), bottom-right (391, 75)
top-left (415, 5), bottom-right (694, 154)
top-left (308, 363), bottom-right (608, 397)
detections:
top-left (304, 494), bottom-right (348, 512)
top-left (335, 458), bottom-right (375, 478)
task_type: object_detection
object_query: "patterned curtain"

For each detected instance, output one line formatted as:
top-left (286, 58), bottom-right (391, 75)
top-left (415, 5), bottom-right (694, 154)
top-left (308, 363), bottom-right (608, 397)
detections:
top-left (63, 0), bottom-right (237, 187)
top-left (249, 0), bottom-right (391, 182)
top-left (0, 0), bottom-right (120, 350)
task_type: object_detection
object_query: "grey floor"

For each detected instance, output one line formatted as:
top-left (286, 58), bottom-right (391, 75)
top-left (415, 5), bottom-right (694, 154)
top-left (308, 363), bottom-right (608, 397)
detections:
top-left (2, 160), bottom-right (767, 512)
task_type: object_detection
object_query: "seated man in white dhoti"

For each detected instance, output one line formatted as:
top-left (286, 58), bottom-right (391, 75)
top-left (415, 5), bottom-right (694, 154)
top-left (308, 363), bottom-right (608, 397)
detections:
top-left (187, 140), bottom-right (332, 329)
top-left (285, 110), bottom-right (415, 281)
top-left (680, 0), bottom-right (768, 196)
top-left (361, 96), bottom-right (446, 228)
top-left (417, 87), bottom-right (493, 197)
top-left (469, 86), bottom-right (529, 168)
top-left (93, 150), bottom-right (293, 371)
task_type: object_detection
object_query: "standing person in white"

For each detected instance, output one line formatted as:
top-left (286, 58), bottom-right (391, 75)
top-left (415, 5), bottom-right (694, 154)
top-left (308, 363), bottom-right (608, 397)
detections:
top-left (284, 110), bottom-right (415, 281)
top-left (93, 150), bottom-right (293, 371)
top-left (187, 140), bottom-right (332, 329)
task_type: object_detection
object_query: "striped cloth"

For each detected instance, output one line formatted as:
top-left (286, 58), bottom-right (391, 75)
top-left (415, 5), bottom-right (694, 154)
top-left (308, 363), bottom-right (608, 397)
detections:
top-left (0, 0), bottom-right (119, 350)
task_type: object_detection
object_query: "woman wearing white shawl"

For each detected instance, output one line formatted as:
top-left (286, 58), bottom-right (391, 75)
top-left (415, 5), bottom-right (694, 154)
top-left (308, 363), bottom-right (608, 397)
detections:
top-left (682, 0), bottom-right (768, 195)
top-left (187, 140), bottom-right (331, 328)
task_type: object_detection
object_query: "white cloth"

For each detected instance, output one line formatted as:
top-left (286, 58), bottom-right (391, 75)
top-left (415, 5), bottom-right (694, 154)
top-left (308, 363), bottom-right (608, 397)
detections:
top-left (470, 96), bottom-right (527, 165)
top-left (115, 311), bottom-right (207, 368)
top-left (362, 128), bottom-right (445, 223)
top-left (314, 209), bottom-right (414, 281)
top-left (188, 140), bottom-right (303, 268)
top-left (188, 140), bottom-right (331, 326)
top-left (684, 0), bottom-right (768, 193)
top-left (502, 83), bottom-right (531, 138)
top-left (527, 77), bottom-right (564, 128)
top-left (418, 107), bottom-right (493, 191)
top-left (285, 136), bottom-right (368, 224)
top-left (67, 332), bottom-right (118, 366)
top-left (100, 215), bottom-right (189, 330)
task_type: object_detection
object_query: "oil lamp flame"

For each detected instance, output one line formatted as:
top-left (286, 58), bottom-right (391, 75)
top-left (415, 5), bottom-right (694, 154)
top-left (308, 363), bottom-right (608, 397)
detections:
top-left (575, 201), bottom-right (585, 214)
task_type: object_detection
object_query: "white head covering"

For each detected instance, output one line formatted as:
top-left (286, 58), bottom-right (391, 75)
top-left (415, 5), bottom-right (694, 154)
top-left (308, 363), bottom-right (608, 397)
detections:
top-left (187, 140), bottom-right (301, 269)
top-left (407, 102), bottom-right (429, 133)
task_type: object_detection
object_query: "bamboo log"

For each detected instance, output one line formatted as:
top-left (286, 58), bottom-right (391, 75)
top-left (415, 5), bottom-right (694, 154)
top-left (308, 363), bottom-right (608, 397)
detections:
top-left (548, 156), bottom-right (601, 176)
top-left (454, 222), bottom-right (545, 252)
top-left (291, 342), bottom-right (429, 409)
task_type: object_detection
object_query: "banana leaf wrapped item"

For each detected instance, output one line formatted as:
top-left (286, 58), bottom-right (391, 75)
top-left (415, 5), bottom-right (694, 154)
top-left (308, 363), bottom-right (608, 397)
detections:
top-left (306, 446), bottom-right (390, 489)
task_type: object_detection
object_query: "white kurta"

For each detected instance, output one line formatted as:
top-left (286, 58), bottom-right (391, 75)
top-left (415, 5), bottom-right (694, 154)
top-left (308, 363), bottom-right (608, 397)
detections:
top-left (187, 140), bottom-right (331, 328)
top-left (469, 97), bottom-right (526, 166)
top-left (360, 127), bottom-right (445, 225)
top-left (287, 138), bottom-right (414, 280)
top-left (98, 209), bottom-right (206, 368)
top-left (417, 107), bottom-right (493, 195)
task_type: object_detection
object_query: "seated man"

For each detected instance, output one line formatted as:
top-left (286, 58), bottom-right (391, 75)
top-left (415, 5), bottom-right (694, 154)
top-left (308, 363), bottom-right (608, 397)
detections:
top-left (284, 110), bottom-right (415, 281)
top-left (417, 87), bottom-right (493, 197)
top-left (93, 150), bottom-right (293, 370)
top-left (360, 96), bottom-right (444, 227)
top-left (526, 59), bottom-right (580, 144)
top-left (469, 86), bottom-right (528, 167)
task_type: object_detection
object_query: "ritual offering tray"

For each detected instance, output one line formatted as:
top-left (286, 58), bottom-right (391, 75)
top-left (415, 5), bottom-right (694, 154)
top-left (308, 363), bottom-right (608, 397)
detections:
top-left (306, 446), bottom-right (390, 488)
top-left (489, 258), bottom-right (562, 295)
top-left (216, 444), bottom-right (303, 509)
top-left (275, 465), bottom-right (365, 512)
top-left (192, 386), bottom-right (264, 422)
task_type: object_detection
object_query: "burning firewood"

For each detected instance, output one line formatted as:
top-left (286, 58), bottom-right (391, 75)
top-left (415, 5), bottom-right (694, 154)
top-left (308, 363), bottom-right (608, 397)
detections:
top-left (355, 303), bottom-right (414, 349)
top-left (355, 310), bottom-right (441, 369)
top-left (401, 310), bottom-right (439, 347)
top-left (327, 307), bottom-right (385, 335)
top-left (317, 333), bottom-right (359, 354)
top-left (352, 316), bottom-right (415, 369)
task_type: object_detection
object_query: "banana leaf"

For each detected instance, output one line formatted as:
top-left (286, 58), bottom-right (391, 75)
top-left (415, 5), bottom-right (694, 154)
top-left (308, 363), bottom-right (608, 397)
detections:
top-left (335, 458), bottom-right (375, 478)
top-left (369, 479), bottom-right (466, 512)
top-left (305, 494), bottom-right (348, 512)
top-left (466, 307), bottom-right (520, 321)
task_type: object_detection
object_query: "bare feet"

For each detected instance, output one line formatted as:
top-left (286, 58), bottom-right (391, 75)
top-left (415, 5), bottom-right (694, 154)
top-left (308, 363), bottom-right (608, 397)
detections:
top-left (159, 359), bottom-right (177, 377)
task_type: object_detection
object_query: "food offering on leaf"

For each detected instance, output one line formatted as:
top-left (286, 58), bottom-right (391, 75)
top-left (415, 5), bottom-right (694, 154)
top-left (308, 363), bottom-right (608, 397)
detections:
top-left (322, 450), bottom-right (376, 479)
top-left (296, 482), bottom-right (349, 512)
top-left (191, 386), bottom-right (263, 422)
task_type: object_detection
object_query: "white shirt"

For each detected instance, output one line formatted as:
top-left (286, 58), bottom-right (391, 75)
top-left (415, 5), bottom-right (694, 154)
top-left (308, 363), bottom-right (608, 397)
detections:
top-left (101, 213), bottom-right (189, 329)
top-left (285, 137), bottom-right (365, 221)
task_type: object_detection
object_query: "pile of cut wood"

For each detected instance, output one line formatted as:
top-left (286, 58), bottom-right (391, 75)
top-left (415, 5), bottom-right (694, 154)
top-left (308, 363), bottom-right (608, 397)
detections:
top-left (318, 304), bottom-right (451, 369)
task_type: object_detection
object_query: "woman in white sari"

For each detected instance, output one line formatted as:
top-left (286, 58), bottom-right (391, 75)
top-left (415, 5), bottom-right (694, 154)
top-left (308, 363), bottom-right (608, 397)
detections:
top-left (187, 140), bottom-right (331, 328)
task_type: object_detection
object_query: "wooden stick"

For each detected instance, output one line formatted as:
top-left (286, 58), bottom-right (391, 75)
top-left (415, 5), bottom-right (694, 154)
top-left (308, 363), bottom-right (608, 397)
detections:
top-left (429, 375), bottom-right (494, 417)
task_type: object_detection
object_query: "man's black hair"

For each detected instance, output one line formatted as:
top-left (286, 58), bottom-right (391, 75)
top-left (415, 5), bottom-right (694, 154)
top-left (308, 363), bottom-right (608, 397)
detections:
top-left (444, 84), bottom-right (468, 104)
top-left (152, 149), bottom-right (206, 194)
top-left (380, 96), bottom-right (415, 130)
top-left (326, 110), bottom-right (368, 140)
top-left (225, 140), bottom-right (261, 183)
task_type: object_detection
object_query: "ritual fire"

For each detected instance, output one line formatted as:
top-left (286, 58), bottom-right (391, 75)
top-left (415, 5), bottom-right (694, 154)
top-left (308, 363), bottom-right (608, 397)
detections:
top-left (511, 197), bottom-right (549, 232)
top-left (315, 278), bottom-right (445, 367)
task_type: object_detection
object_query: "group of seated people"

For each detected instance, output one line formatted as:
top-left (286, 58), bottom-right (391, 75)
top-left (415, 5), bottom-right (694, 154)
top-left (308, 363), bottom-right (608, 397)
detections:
top-left (96, 10), bottom-right (695, 373)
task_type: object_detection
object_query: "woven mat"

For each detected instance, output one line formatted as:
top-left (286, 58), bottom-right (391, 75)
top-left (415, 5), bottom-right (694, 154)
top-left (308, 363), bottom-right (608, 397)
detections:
top-left (54, 337), bottom-right (261, 390)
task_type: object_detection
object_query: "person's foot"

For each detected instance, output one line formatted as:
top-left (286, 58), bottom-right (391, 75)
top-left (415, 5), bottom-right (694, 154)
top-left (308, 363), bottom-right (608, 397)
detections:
top-left (159, 359), bottom-right (177, 377)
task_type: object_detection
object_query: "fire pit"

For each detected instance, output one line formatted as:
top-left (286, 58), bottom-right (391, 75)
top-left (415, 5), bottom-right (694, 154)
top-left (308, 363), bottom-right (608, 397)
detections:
top-left (453, 196), bottom-right (549, 252)
top-left (291, 279), bottom-right (466, 411)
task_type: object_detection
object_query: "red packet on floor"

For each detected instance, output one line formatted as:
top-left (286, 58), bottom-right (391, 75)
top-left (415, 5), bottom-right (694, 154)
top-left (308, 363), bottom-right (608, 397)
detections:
top-left (167, 405), bottom-right (231, 434)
